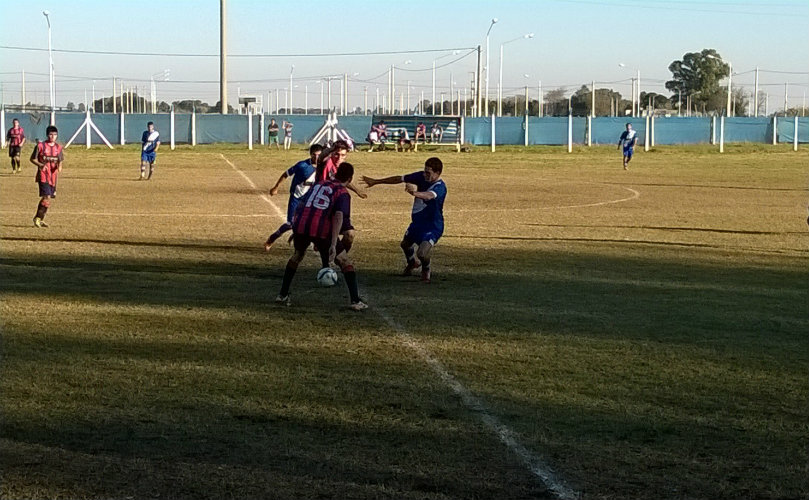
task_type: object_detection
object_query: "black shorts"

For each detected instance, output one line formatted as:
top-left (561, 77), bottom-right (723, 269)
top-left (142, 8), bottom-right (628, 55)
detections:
top-left (292, 233), bottom-right (347, 258)
top-left (38, 182), bottom-right (56, 198)
top-left (9, 146), bottom-right (21, 158)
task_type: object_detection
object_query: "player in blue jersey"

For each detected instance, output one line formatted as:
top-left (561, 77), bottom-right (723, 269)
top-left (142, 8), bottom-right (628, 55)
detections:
top-left (264, 143), bottom-right (324, 251)
top-left (140, 122), bottom-right (161, 180)
top-left (361, 157), bottom-right (446, 283)
top-left (618, 122), bottom-right (637, 170)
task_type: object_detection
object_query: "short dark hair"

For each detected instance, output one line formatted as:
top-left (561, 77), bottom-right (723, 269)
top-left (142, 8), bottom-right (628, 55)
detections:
top-left (335, 162), bottom-right (354, 182)
top-left (12, 118), bottom-right (19, 123)
top-left (332, 139), bottom-right (349, 152)
top-left (46, 125), bottom-right (58, 135)
top-left (147, 121), bottom-right (154, 126)
top-left (626, 122), bottom-right (632, 127)
top-left (309, 144), bottom-right (323, 154)
top-left (425, 157), bottom-right (443, 174)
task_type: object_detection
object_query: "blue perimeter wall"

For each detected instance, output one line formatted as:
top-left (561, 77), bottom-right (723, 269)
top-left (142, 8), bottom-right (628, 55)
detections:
top-left (4, 111), bottom-right (807, 146)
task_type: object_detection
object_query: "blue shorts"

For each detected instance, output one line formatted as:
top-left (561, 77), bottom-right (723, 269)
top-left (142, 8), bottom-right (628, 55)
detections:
top-left (404, 224), bottom-right (442, 246)
top-left (287, 197), bottom-right (301, 224)
top-left (38, 182), bottom-right (56, 198)
top-left (141, 151), bottom-right (156, 163)
top-left (623, 147), bottom-right (634, 158)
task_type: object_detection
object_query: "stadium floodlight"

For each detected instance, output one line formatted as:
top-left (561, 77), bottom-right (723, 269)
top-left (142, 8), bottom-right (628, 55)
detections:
top-left (484, 18), bottom-right (498, 116)
top-left (43, 10), bottom-right (55, 121)
top-left (498, 33), bottom-right (534, 116)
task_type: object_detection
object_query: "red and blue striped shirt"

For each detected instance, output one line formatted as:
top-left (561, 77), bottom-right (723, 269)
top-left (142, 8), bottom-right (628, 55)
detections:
top-left (292, 180), bottom-right (350, 240)
top-left (33, 141), bottom-right (63, 186)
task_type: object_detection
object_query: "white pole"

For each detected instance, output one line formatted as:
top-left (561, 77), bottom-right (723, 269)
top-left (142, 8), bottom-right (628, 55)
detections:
top-left (636, 70), bottom-right (641, 118)
top-left (754, 67), bottom-right (759, 117)
top-left (119, 111), bottom-right (125, 145)
top-left (364, 87), bottom-right (368, 116)
top-left (726, 62), bottom-right (732, 117)
top-left (21, 69), bottom-right (25, 112)
top-left (85, 109), bottom-right (91, 149)
top-left (711, 116), bottom-right (716, 144)
top-left (794, 115), bottom-right (799, 151)
top-left (567, 113), bottom-right (573, 153)
top-left (772, 116), bottom-right (777, 145)
top-left (376, 88), bottom-right (379, 114)
top-left (460, 115), bottom-right (465, 144)
top-left (92, 81), bottom-right (96, 112)
top-left (485, 34), bottom-right (490, 116)
top-left (339, 79), bottom-right (344, 115)
top-left (491, 113), bottom-right (495, 152)
top-left (276, 88), bottom-right (279, 114)
top-left (191, 108), bottom-right (196, 146)
top-left (0, 107), bottom-right (5, 148)
top-left (784, 82), bottom-right (788, 116)
top-left (432, 60), bottom-right (436, 116)
top-left (650, 115), bottom-right (655, 147)
top-left (247, 109), bottom-right (253, 150)
top-left (591, 80), bottom-right (595, 118)
top-left (524, 113), bottom-right (529, 146)
top-left (498, 43), bottom-right (503, 116)
top-left (587, 115), bottom-right (592, 147)
top-left (644, 115), bottom-right (650, 152)
top-left (719, 115), bottom-right (724, 153)
top-left (170, 106), bottom-right (175, 150)
top-left (539, 81), bottom-right (542, 117)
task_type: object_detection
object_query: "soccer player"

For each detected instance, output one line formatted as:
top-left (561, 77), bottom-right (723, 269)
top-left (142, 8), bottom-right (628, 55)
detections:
top-left (316, 140), bottom-right (367, 254)
top-left (6, 118), bottom-right (26, 173)
top-left (264, 143), bottom-right (323, 250)
top-left (276, 162), bottom-right (367, 311)
top-left (361, 157), bottom-right (447, 283)
top-left (268, 118), bottom-right (280, 149)
top-left (29, 125), bottom-right (63, 228)
top-left (618, 122), bottom-right (637, 170)
top-left (282, 120), bottom-right (293, 150)
top-left (140, 121), bottom-right (160, 180)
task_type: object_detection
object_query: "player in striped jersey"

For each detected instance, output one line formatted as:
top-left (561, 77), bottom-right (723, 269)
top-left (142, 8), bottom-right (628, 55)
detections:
top-left (6, 118), bottom-right (26, 173)
top-left (276, 162), bottom-right (367, 311)
top-left (29, 126), bottom-right (63, 228)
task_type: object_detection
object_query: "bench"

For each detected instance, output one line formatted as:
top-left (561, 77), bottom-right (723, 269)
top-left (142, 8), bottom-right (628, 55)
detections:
top-left (366, 116), bottom-right (461, 152)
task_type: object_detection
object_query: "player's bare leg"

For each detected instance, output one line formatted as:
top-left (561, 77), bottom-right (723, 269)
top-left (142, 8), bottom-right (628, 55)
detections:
top-left (139, 160), bottom-right (148, 179)
top-left (147, 161), bottom-right (155, 180)
top-left (416, 241), bottom-right (434, 283)
top-left (400, 237), bottom-right (421, 275)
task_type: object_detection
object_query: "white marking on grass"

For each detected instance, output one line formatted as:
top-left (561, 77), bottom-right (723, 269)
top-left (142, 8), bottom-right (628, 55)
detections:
top-left (222, 153), bottom-right (579, 500)
top-left (375, 309), bottom-right (579, 500)
top-left (220, 153), bottom-right (286, 220)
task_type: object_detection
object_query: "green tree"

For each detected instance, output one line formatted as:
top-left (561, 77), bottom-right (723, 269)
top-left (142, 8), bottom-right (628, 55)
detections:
top-left (666, 49), bottom-right (729, 114)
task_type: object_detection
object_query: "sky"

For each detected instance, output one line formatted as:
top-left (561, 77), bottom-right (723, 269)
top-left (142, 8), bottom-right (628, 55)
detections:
top-left (1, 0), bottom-right (807, 110)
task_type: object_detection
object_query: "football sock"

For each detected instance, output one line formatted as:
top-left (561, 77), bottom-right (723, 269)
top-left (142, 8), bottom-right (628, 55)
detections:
top-left (140, 164), bottom-right (146, 177)
top-left (148, 165), bottom-right (154, 179)
top-left (279, 262), bottom-right (298, 297)
top-left (35, 201), bottom-right (48, 220)
top-left (269, 223), bottom-right (291, 243)
top-left (421, 259), bottom-right (431, 273)
top-left (343, 269), bottom-right (360, 303)
top-left (402, 245), bottom-right (416, 263)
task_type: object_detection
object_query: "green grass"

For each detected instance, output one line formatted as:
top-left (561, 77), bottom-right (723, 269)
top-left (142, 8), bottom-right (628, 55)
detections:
top-left (1, 143), bottom-right (807, 499)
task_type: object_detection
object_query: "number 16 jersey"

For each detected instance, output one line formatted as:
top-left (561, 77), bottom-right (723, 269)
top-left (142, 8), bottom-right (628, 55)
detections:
top-left (292, 180), bottom-right (351, 240)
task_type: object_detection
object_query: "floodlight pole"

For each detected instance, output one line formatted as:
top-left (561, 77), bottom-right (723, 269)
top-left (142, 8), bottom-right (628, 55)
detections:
top-left (219, 0), bottom-right (227, 114)
top-left (484, 18), bottom-right (497, 117)
top-left (754, 67), bottom-right (759, 117)
top-left (43, 11), bottom-right (55, 122)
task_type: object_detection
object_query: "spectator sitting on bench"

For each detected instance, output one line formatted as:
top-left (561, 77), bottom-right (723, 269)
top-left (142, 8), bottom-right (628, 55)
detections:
top-left (430, 122), bottom-right (443, 143)
top-left (396, 128), bottom-right (413, 152)
top-left (414, 122), bottom-right (427, 143)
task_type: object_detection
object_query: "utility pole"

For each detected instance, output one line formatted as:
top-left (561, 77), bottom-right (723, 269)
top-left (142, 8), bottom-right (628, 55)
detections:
top-left (219, 0), bottom-right (227, 114)
top-left (753, 67), bottom-right (759, 117)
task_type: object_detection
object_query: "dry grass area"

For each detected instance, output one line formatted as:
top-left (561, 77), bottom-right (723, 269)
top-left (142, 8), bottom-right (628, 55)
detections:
top-left (1, 143), bottom-right (807, 499)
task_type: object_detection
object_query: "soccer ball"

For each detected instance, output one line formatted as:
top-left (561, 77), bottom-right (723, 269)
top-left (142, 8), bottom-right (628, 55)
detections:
top-left (316, 267), bottom-right (339, 287)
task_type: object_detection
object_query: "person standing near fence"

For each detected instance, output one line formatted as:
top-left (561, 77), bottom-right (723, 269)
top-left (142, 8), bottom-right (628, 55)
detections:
top-left (282, 120), bottom-right (293, 150)
top-left (140, 121), bottom-right (160, 180)
top-left (29, 125), bottom-right (63, 228)
top-left (618, 123), bottom-right (637, 170)
top-left (268, 118), bottom-right (280, 150)
top-left (6, 118), bottom-right (26, 173)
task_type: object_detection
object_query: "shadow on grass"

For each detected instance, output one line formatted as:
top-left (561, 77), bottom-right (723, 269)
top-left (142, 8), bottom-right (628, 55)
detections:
top-left (1, 244), bottom-right (807, 499)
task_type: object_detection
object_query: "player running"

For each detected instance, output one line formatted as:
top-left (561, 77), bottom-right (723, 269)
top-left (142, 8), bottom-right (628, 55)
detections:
top-left (276, 162), bottom-right (367, 311)
top-left (264, 143), bottom-right (323, 250)
top-left (6, 118), bottom-right (26, 173)
top-left (618, 122), bottom-right (637, 170)
top-left (361, 157), bottom-right (447, 283)
top-left (29, 125), bottom-right (63, 228)
top-left (140, 121), bottom-right (160, 180)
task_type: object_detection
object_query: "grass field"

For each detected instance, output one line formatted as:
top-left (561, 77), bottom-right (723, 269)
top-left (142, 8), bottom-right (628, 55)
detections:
top-left (1, 142), bottom-right (807, 500)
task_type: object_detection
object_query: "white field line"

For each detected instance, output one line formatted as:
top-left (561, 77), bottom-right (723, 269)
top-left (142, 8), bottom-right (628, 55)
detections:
top-left (221, 154), bottom-right (579, 500)
top-left (220, 153), bottom-right (286, 220)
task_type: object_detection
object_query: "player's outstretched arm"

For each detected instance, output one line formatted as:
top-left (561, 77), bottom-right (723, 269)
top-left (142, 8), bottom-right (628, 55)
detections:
top-left (360, 175), bottom-right (402, 188)
top-left (269, 172), bottom-right (289, 196)
top-left (347, 181), bottom-right (368, 199)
